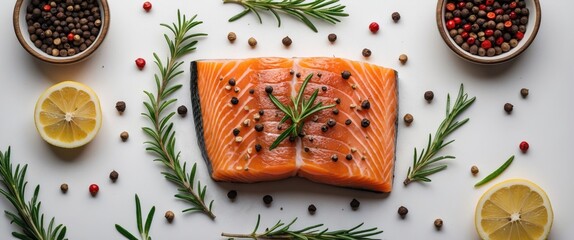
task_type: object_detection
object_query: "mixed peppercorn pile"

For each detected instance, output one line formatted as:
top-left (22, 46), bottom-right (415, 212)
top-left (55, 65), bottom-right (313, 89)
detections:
top-left (444, 0), bottom-right (529, 57)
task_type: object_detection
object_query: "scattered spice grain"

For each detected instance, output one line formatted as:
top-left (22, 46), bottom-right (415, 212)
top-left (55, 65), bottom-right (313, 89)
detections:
top-left (282, 36), bottom-right (292, 47)
top-left (227, 32), bottom-right (237, 42)
top-left (504, 103), bottom-right (513, 113)
top-left (350, 198), bottom-right (360, 210)
top-left (120, 131), bottom-right (129, 141)
top-left (60, 183), bottom-right (69, 193)
top-left (434, 218), bottom-right (443, 230)
top-left (109, 170), bottom-right (119, 182)
top-left (115, 101), bottom-right (126, 113)
top-left (165, 211), bottom-right (175, 223)
top-left (471, 165), bottom-right (479, 175)
top-left (177, 105), bottom-right (188, 116)
top-left (398, 206), bottom-right (408, 218)
top-left (403, 113), bottom-right (413, 125)
top-left (520, 88), bottom-right (529, 98)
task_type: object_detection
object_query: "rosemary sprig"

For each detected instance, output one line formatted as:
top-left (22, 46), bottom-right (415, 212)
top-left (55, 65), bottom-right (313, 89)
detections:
top-left (268, 73), bottom-right (335, 150)
top-left (221, 214), bottom-right (383, 240)
top-left (223, 0), bottom-right (349, 32)
top-left (0, 147), bottom-right (68, 240)
top-left (115, 194), bottom-right (155, 240)
top-left (141, 11), bottom-right (215, 219)
top-left (404, 84), bottom-right (476, 185)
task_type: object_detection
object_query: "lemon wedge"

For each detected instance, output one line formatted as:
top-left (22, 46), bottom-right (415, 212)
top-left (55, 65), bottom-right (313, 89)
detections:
top-left (475, 179), bottom-right (553, 240)
top-left (34, 81), bottom-right (102, 148)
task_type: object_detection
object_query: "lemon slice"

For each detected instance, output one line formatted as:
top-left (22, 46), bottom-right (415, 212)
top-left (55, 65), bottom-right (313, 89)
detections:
top-left (475, 179), bottom-right (553, 240)
top-left (34, 81), bottom-right (102, 148)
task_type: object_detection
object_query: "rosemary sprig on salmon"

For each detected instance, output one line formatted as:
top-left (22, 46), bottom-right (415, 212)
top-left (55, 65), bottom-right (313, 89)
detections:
top-left (223, 0), bottom-right (349, 32)
top-left (141, 11), bottom-right (215, 219)
top-left (267, 73), bottom-right (336, 150)
top-left (221, 214), bottom-right (383, 239)
top-left (404, 84), bottom-right (476, 185)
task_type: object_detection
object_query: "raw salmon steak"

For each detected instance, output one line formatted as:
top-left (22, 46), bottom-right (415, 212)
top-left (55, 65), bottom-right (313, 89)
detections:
top-left (190, 57), bottom-right (398, 192)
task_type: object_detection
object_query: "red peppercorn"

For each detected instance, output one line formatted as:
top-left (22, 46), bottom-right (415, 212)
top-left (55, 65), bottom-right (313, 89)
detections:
top-left (510, 12), bottom-right (517, 19)
top-left (67, 33), bottom-right (74, 41)
top-left (479, 4), bottom-right (486, 10)
top-left (458, 1), bottom-right (466, 9)
top-left (510, 2), bottom-right (517, 9)
top-left (487, 12), bottom-right (496, 19)
top-left (466, 37), bottom-right (476, 45)
top-left (369, 22), bottom-right (379, 33)
top-left (485, 0), bottom-right (494, 6)
top-left (504, 20), bottom-right (513, 28)
top-left (446, 3), bottom-right (456, 11)
top-left (446, 20), bottom-right (456, 30)
top-left (135, 58), bottom-right (146, 69)
top-left (461, 32), bottom-right (469, 39)
top-left (143, 1), bottom-right (152, 11)
top-left (89, 184), bottom-right (99, 196)
top-left (515, 31), bottom-right (524, 40)
top-left (481, 40), bottom-right (492, 49)
top-left (496, 37), bottom-right (504, 45)
top-left (485, 29), bottom-right (494, 37)
top-left (463, 24), bottom-right (472, 32)
top-left (519, 141), bottom-right (529, 153)
top-left (453, 17), bottom-right (462, 25)
top-left (43, 4), bottom-right (51, 11)
top-left (495, 8), bottom-right (504, 15)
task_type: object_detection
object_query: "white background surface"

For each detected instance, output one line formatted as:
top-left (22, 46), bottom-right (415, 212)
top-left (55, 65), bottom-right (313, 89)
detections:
top-left (0, 0), bottom-right (572, 239)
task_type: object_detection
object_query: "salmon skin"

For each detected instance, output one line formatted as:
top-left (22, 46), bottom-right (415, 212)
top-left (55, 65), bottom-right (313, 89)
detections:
top-left (190, 57), bottom-right (398, 192)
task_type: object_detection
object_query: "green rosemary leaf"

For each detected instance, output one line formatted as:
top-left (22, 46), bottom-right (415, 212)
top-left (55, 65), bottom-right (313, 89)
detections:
top-left (115, 194), bottom-right (155, 240)
top-left (136, 195), bottom-right (143, 233)
top-left (141, 10), bottom-right (214, 219)
top-left (475, 156), bottom-right (515, 187)
top-left (404, 84), bottom-right (476, 186)
top-left (115, 225), bottom-right (139, 240)
top-left (223, 0), bottom-right (348, 32)
top-left (269, 125), bottom-right (296, 150)
top-left (144, 207), bottom-right (155, 234)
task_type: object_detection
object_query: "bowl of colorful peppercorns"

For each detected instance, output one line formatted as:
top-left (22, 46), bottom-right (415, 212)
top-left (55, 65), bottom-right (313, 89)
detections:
top-left (13, 0), bottom-right (110, 64)
top-left (437, 0), bottom-right (540, 64)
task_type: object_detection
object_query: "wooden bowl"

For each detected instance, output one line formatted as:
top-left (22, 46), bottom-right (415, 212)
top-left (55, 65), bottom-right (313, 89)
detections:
top-left (13, 0), bottom-right (110, 64)
top-left (436, 0), bottom-right (541, 64)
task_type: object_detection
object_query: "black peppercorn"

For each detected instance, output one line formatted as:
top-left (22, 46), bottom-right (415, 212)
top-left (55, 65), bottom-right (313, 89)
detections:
top-left (328, 33), bottom-right (337, 42)
top-left (321, 86), bottom-right (328, 91)
top-left (228, 78), bottom-right (236, 86)
top-left (308, 204), bottom-right (317, 214)
top-left (345, 119), bottom-right (352, 125)
top-left (255, 124), bottom-right (264, 132)
top-left (424, 91), bottom-right (434, 103)
top-left (341, 70), bottom-right (351, 80)
top-left (265, 86), bottom-right (273, 94)
top-left (255, 144), bottom-right (262, 152)
top-left (346, 154), bottom-right (353, 160)
top-left (335, 98), bottom-right (341, 104)
top-left (233, 128), bottom-right (240, 136)
top-left (115, 101), bottom-right (126, 113)
top-left (227, 190), bottom-right (237, 200)
top-left (230, 97), bottom-right (239, 105)
top-left (60, 183), bottom-right (69, 193)
top-left (520, 88), bottom-right (529, 98)
top-left (259, 110), bottom-right (264, 116)
top-left (109, 170), bottom-right (119, 182)
top-left (304, 147), bottom-right (310, 152)
top-left (434, 218), bottom-right (443, 230)
top-left (504, 103), bottom-right (513, 113)
top-left (361, 119), bottom-right (370, 128)
top-left (321, 125), bottom-right (328, 132)
top-left (332, 108), bottom-right (339, 115)
top-left (327, 119), bottom-right (336, 127)
top-left (249, 89), bottom-right (255, 94)
top-left (398, 206), bottom-right (408, 218)
top-left (263, 195), bottom-right (273, 205)
top-left (362, 48), bottom-right (372, 57)
top-left (177, 105), bottom-right (188, 116)
top-left (350, 198), bottom-right (360, 210)
top-left (282, 36), bottom-right (292, 47)
top-left (296, 72), bottom-right (301, 78)
top-left (331, 154), bottom-right (338, 162)
top-left (361, 100), bottom-right (370, 109)
top-left (392, 12), bottom-right (401, 22)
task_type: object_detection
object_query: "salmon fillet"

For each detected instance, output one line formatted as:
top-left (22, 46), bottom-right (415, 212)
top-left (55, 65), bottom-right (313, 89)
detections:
top-left (191, 57), bottom-right (398, 192)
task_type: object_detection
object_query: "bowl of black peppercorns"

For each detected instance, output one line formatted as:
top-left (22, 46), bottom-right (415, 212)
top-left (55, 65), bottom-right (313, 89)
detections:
top-left (437, 0), bottom-right (540, 64)
top-left (13, 0), bottom-right (110, 64)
